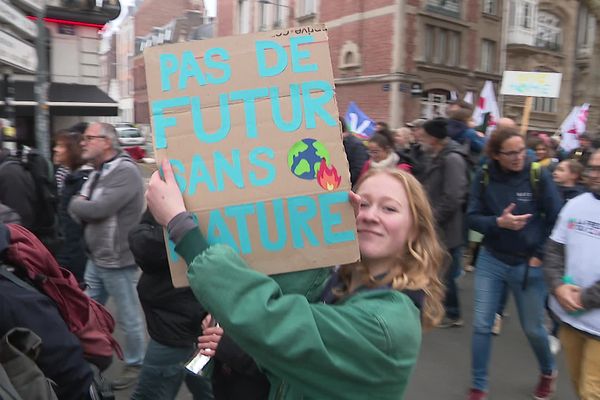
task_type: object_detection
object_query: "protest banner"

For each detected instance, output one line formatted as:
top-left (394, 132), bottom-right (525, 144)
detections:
top-left (144, 25), bottom-right (360, 287)
top-left (500, 71), bottom-right (562, 135)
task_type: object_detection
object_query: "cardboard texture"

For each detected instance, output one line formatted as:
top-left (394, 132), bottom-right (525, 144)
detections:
top-left (144, 25), bottom-right (360, 287)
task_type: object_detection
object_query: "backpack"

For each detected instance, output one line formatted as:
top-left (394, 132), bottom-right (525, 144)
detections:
top-left (480, 161), bottom-right (542, 200)
top-left (0, 328), bottom-right (58, 400)
top-left (3, 223), bottom-right (122, 366)
top-left (0, 149), bottom-right (62, 253)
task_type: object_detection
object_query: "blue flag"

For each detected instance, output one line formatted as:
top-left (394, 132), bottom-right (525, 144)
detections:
top-left (345, 101), bottom-right (375, 139)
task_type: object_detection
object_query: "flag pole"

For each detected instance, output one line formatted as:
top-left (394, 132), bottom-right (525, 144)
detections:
top-left (520, 96), bottom-right (533, 136)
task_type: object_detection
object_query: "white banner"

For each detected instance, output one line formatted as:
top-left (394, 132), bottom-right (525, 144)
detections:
top-left (500, 71), bottom-right (562, 98)
top-left (0, 29), bottom-right (37, 72)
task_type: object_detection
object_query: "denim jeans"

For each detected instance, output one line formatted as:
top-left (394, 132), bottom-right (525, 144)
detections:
top-left (84, 261), bottom-right (146, 366)
top-left (131, 339), bottom-right (214, 400)
top-left (471, 248), bottom-right (555, 391)
top-left (444, 246), bottom-right (463, 319)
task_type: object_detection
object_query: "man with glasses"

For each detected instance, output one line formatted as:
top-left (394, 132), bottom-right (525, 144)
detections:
top-left (466, 127), bottom-right (562, 400)
top-left (544, 149), bottom-right (600, 400)
top-left (68, 122), bottom-right (145, 390)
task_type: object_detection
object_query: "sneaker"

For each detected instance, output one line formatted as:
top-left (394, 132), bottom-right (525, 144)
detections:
top-left (438, 316), bottom-right (464, 328)
top-left (467, 388), bottom-right (488, 400)
top-left (532, 371), bottom-right (557, 400)
top-left (491, 313), bottom-right (502, 336)
top-left (111, 364), bottom-right (141, 390)
top-left (548, 335), bottom-right (561, 355)
top-left (464, 264), bottom-right (475, 272)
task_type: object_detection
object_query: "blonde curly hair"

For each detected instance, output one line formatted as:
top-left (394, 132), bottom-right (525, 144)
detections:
top-left (338, 169), bottom-right (446, 329)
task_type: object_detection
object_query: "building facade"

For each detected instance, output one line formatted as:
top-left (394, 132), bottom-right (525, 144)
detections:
top-left (217, 0), bottom-right (504, 128)
top-left (132, 0), bottom-right (213, 125)
top-left (503, 0), bottom-right (596, 135)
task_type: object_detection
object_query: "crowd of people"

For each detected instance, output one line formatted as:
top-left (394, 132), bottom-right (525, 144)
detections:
top-left (0, 100), bottom-right (599, 400)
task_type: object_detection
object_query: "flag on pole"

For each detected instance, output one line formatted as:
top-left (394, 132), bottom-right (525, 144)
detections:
top-left (473, 81), bottom-right (501, 135)
top-left (345, 101), bottom-right (376, 139)
top-left (560, 104), bottom-right (590, 152)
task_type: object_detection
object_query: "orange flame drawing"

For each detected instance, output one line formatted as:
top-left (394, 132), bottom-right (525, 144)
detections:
top-left (317, 159), bottom-right (341, 191)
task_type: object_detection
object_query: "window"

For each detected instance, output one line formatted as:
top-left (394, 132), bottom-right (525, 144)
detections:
top-left (480, 39), bottom-right (495, 73)
top-left (424, 25), bottom-right (461, 67)
top-left (421, 90), bottom-right (451, 119)
top-left (259, 1), bottom-right (267, 30)
top-left (509, 0), bottom-right (516, 26)
top-left (425, 25), bottom-right (435, 62)
top-left (536, 12), bottom-right (561, 50)
top-left (533, 97), bottom-right (556, 113)
top-left (274, 0), bottom-right (283, 27)
top-left (522, 3), bottom-right (532, 28)
top-left (577, 5), bottom-right (596, 53)
top-left (299, 0), bottom-right (316, 16)
top-left (482, 0), bottom-right (496, 15)
top-left (237, 0), bottom-right (250, 34)
top-left (427, 0), bottom-right (461, 17)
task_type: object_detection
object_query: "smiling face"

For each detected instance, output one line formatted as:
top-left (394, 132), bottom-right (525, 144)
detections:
top-left (367, 142), bottom-right (390, 163)
top-left (355, 173), bottom-right (413, 263)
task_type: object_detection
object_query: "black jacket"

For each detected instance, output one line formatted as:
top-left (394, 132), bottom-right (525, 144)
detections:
top-left (342, 134), bottom-right (368, 187)
top-left (55, 168), bottom-right (91, 283)
top-left (0, 150), bottom-right (37, 230)
top-left (0, 224), bottom-right (93, 400)
top-left (128, 210), bottom-right (206, 347)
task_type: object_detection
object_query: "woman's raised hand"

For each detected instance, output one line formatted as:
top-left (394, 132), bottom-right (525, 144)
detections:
top-left (146, 158), bottom-right (187, 227)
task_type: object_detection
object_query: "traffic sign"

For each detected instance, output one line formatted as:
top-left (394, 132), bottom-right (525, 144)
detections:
top-left (0, 29), bottom-right (37, 72)
top-left (8, 0), bottom-right (44, 13)
top-left (0, 0), bottom-right (38, 38)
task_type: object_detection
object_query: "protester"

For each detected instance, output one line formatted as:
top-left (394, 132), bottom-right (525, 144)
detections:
top-left (552, 159), bottom-right (585, 204)
top-left (53, 129), bottom-right (92, 283)
top-left (466, 127), bottom-right (563, 400)
top-left (0, 144), bottom-right (37, 230)
top-left (394, 127), bottom-right (413, 151)
top-left (419, 118), bottom-right (469, 328)
top-left (68, 122), bottom-right (146, 390)
top-left (146, 161), bottom-right (446, 400)
top-left (360, 132), bottom-right (412, 178)
top-left (405, 118), bottom-right (429, 180)
top-left (544, 149), bottom-right (600, 400)
top-left (0, 223), bottom-right (94, 400)
top-left (128, 210), bottom-right (213, 400)
top-left (531, 136), bottom-right (558, 171)
top-left (569, 133), bottom-right (594, 167)
top-left (339, 116), bottom-right (368, 187)
top-left (446, 100), bottom-right (486, 158)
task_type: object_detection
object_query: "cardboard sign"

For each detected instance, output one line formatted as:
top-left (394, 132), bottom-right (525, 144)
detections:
top-left (500, 71), bottom-right (562, 98)
top-left (144, 25), bottom-right (360, 287)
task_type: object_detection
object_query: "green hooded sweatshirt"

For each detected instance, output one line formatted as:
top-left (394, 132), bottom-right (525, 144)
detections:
top-left (177, 227), bottom-right (421, 400)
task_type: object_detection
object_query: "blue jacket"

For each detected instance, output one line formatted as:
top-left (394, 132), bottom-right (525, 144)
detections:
top-left (446, 119), bottom-right (485, 154)
top-left (467, 160), bottom-right (562, 265)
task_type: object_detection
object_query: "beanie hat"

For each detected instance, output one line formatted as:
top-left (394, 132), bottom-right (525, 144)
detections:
top-left (423, 118), bottom-right (448, 139)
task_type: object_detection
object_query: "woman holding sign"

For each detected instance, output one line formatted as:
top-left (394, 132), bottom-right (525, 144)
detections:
top-left (147, 160), bottom-right (445, 399)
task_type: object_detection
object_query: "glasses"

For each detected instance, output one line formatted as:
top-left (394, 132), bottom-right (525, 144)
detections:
top-left (82, 135), bottom-right (106, 142)
top-left (585, 165), bottom-right (600, 174)
top-left (498, 148), bottom-right (526, 159)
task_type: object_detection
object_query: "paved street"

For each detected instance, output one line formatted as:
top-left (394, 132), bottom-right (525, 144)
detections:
top-left (107, 226), bottom-right (576, 400)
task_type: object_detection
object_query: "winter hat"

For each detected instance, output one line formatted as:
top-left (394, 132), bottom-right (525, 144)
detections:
top-left (423, 118), bottom-right (448, 139)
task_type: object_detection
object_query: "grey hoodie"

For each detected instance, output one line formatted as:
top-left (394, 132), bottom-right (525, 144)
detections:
top-left (68, 152), bottom-right (144, 268)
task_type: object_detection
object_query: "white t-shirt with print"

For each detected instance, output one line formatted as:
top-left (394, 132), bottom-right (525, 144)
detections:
top-left (549, 193), bottom-right (600, 336)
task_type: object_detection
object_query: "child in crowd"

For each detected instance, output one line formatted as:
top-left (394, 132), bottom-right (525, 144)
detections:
top-left (552, 159), bottom-right (585, 204)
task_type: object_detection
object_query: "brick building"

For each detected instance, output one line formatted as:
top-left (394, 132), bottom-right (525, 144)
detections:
top-left (132, 0), bottom-right (212, 124)
top-left (217, 0), bottom-right (504, 128)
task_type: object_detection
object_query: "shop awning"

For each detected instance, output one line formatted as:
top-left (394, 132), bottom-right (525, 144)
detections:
top-left (0, 81), bottom-right (118, 116)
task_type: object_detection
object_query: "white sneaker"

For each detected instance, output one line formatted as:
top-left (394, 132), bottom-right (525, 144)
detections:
top-left (549, 335), bottom-right (561, 355)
